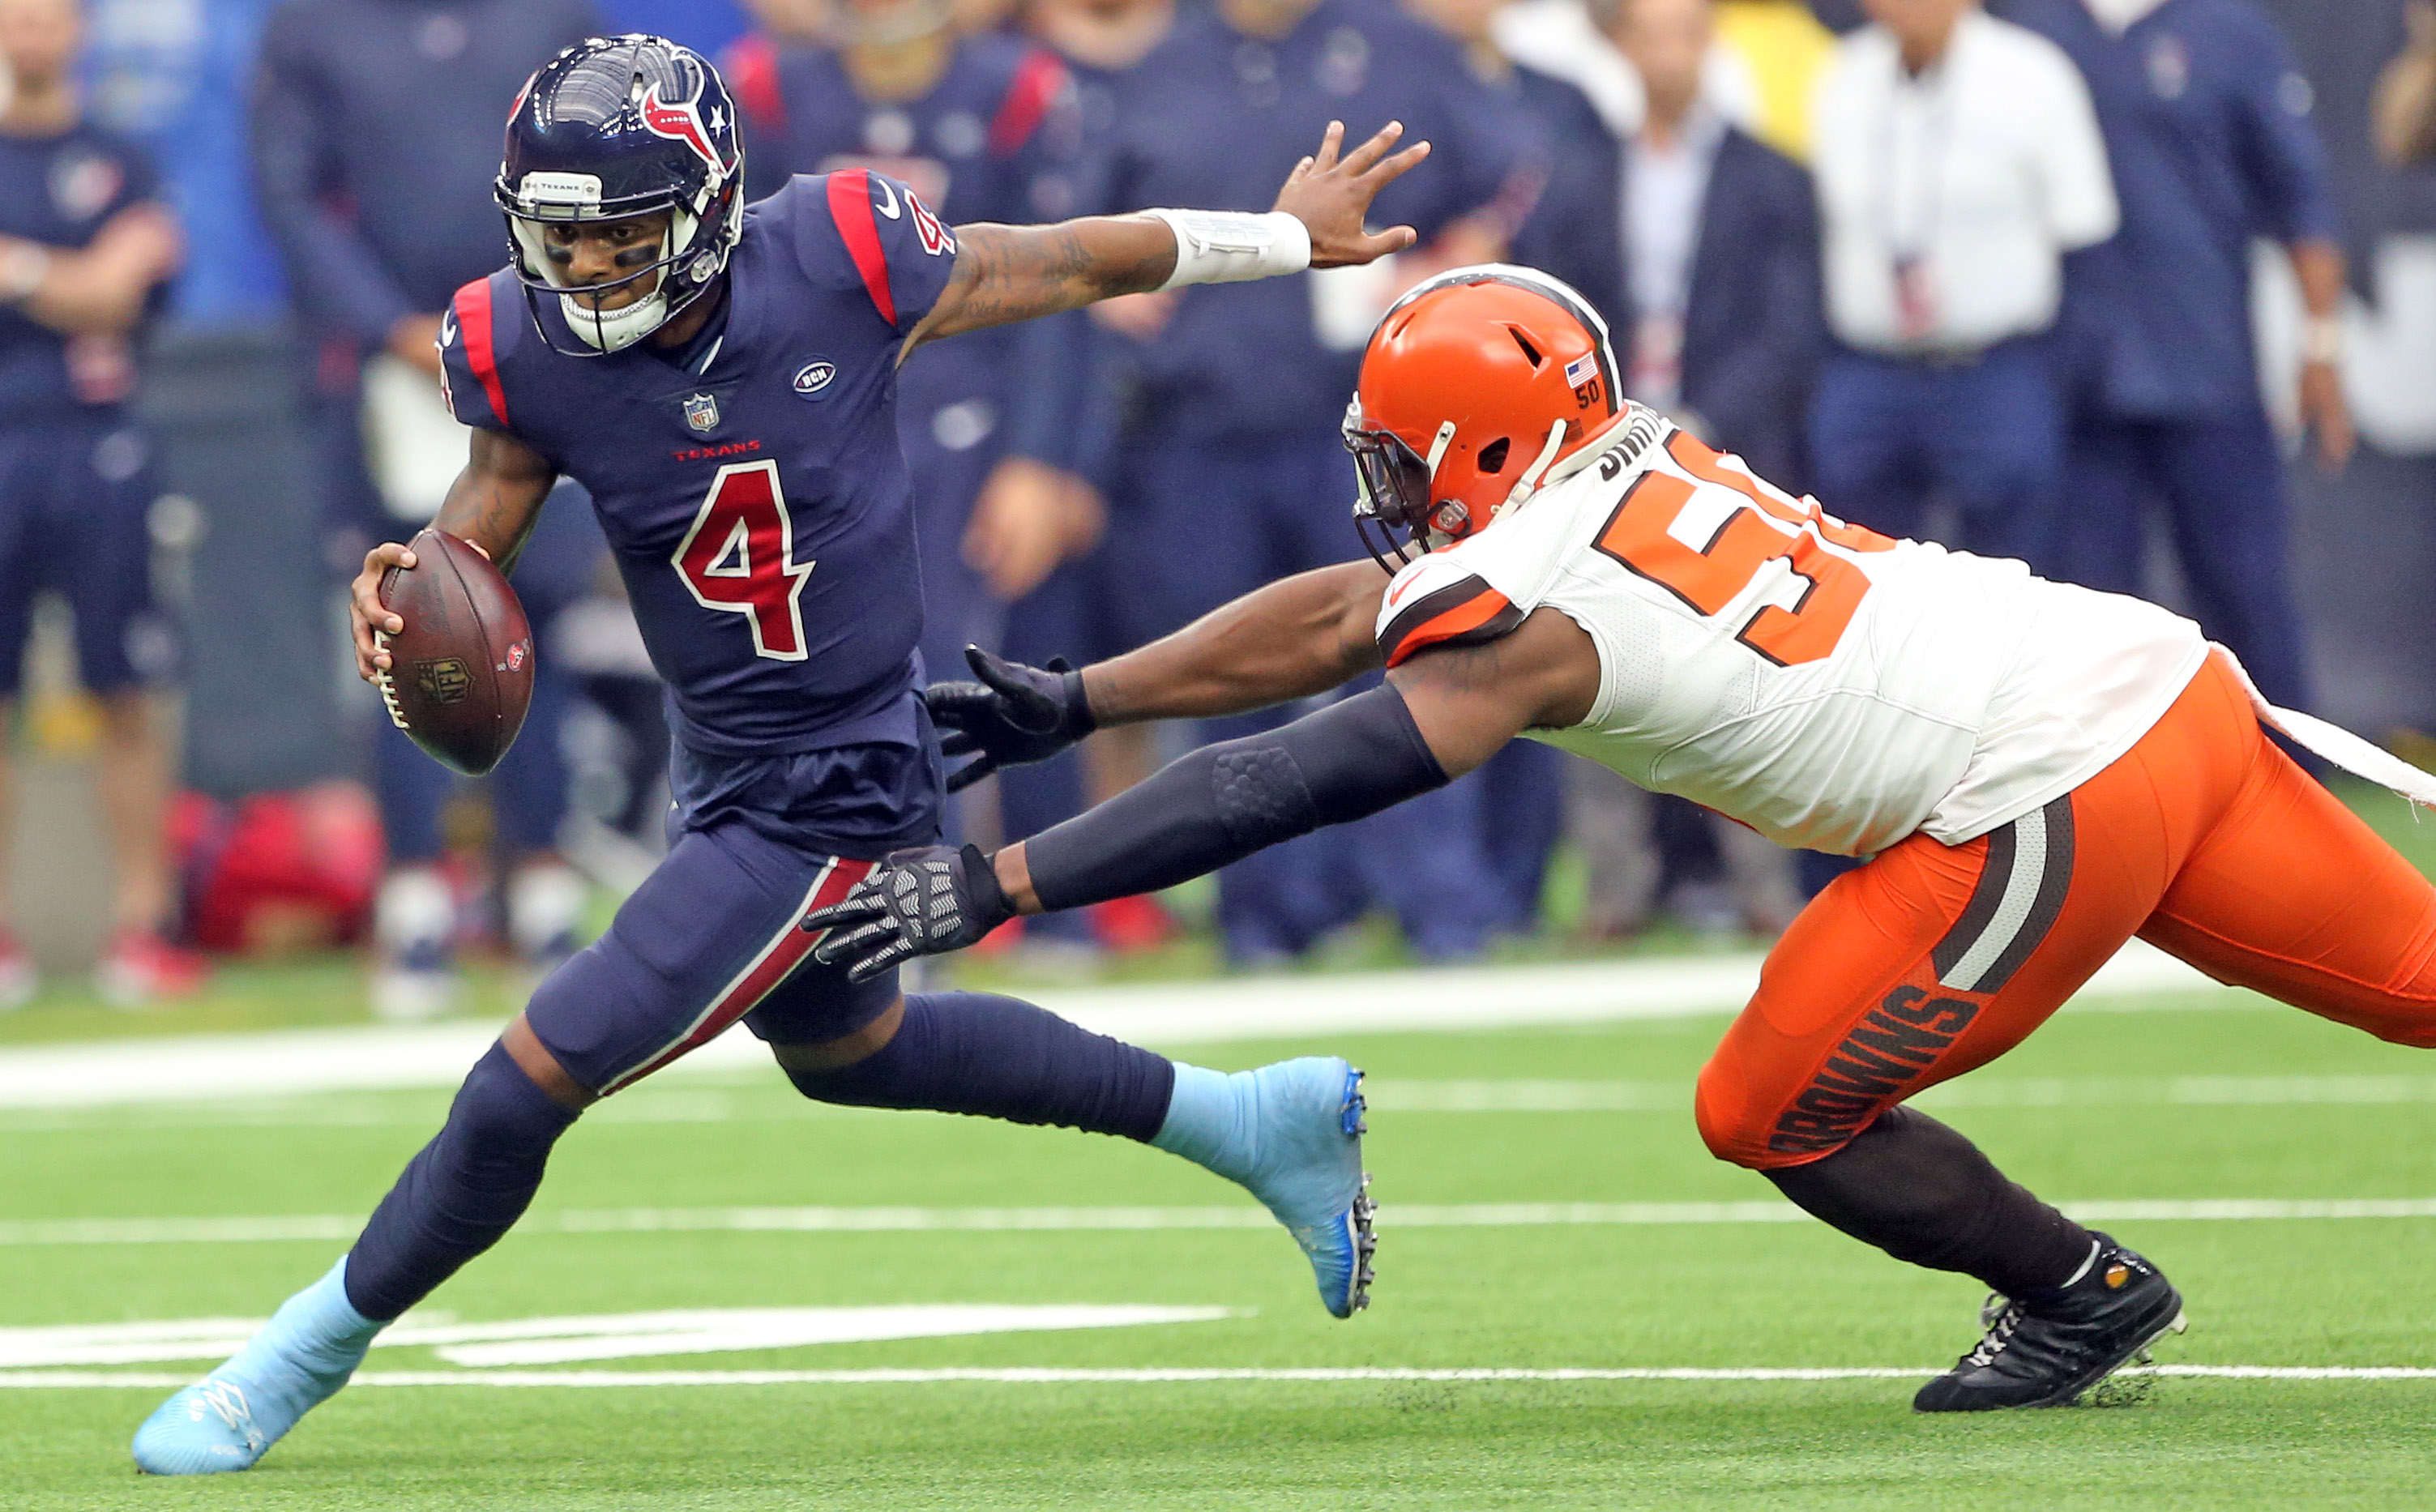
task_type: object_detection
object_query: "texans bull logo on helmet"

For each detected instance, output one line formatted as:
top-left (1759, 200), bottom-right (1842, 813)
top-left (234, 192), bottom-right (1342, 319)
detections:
top-left (639, 84), bottom-right (724, 175)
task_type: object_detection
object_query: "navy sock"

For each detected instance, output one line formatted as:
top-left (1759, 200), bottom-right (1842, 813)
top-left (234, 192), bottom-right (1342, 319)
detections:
top-left (786, 990), bottom-right (1175, 1143)
top-left (343, 1042), bottom-right (582, 1322)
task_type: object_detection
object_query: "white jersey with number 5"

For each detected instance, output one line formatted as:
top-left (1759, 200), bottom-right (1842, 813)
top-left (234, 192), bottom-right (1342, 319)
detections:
top-left (1372, 409), bottom-right (2207, 856)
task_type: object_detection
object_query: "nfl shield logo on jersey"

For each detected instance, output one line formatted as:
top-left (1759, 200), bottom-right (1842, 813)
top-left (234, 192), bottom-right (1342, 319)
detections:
top-left (682, 392), bottom-right (720, 433)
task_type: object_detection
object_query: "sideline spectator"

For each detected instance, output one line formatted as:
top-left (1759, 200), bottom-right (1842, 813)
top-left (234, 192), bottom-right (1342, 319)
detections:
top-left (1572, 0), bottom-right (1817, 938)
top-left (251, 0), bottom-right (601, 1019)
top-left (0, 0), bottom-right (194, 1006)
top-left (1808, 0), bottom-right (2117, 568)
top-left (1405, 0), bottom-right (1613, 936)
top-left (1075, 0), bottom-right (1533, 964)
top-left (988, 0), bottom-right (1183, 963)
top-left (1610, 0), bottom-right (1818, 483)
top-left (1999, 0), bottom-right (2352, 712)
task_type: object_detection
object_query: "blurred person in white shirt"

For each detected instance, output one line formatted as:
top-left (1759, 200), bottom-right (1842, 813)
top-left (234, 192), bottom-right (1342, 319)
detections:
top-left (1806, 0), bottom-right (2115, 569)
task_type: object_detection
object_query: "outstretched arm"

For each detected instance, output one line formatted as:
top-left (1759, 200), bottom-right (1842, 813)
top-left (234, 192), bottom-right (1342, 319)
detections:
top-left (902, 121), bottom-right (1429, 352)
top-left (925, 561), bottom-right (1387, 791)
top-left (1089, 561), bottom-right (1388, 721)
top-left (806, 609), bottom-right (1599, 981)
top-left (999, 606), bottom-right (1600, 912)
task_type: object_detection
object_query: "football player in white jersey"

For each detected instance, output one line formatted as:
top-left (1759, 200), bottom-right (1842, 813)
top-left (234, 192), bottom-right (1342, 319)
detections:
top-left (806, 267), bottom-right (2436, 1413)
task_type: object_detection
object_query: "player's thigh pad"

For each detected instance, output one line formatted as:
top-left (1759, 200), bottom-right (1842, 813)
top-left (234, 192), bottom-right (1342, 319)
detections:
top-left (1696, 659), bottom-right (2262, 1169)
top-left (524, 824), bottom-right (889, 1094)
top-left (2141, 732), bottom-right (2436, 1047)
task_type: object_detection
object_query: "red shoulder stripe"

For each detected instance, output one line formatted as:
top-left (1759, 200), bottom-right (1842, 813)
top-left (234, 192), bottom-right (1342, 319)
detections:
top-left (1378, 574), bottom-right (1524, 668)
top-left (454, 278), bottom-right (509, 429)
top-left (724, 34), bottom-right (786, 138)
top-left (988, 49), bottom-right (1067, 157)
top-left (826, 169), bottom-right (898, 327)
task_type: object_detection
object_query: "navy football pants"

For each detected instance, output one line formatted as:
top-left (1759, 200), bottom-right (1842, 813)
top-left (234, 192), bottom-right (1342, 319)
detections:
top-left (0, 417), bottom-right (175, 701)
top-left (1808, 337), bottom-right (2066, 574)
top-left (2049, 406), bottom-right (2310, 711)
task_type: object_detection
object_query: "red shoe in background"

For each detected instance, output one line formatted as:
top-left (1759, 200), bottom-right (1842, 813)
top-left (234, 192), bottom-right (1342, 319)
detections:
top-left (0, 928), bottom-right (33, 1010)
top-left (96, 929), bottom-right (208, 1008)
top-left (1090, 895), bottom-right (1176, 955)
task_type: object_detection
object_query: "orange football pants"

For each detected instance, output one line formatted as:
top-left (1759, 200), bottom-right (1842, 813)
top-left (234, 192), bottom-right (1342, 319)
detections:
top-left (1696, 651), bottom-right (2436, 1170)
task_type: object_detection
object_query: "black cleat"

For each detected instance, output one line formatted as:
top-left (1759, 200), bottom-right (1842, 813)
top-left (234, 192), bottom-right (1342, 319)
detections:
top-left (1913, 1232), bottom-right (2187, 1412)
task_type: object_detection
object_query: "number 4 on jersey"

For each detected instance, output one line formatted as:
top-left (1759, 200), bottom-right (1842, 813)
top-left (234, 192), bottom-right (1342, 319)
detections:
top-left (673, 460), bottom-right (816, 660)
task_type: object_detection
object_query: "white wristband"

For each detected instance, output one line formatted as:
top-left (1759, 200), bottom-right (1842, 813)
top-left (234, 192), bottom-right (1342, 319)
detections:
top-left (1145, 209), bottom-right (1312, 290)
top-left (2301, 314), bottom-right (2344, 365)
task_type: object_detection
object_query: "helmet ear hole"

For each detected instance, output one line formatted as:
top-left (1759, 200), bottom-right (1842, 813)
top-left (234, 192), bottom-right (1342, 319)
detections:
top-left (1477, 437), bottom-right (1511, 473)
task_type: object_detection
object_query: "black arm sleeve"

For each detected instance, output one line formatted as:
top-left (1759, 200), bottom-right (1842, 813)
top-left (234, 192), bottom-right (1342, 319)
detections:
top-left (1023, 682), bottom-right (1451, 913)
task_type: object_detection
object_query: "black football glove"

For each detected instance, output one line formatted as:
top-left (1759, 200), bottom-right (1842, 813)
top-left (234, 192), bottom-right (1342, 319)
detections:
top-left (925, 645), bottom-right (1095, 792)
top-left (801, 843), bottom-right (1016, 983)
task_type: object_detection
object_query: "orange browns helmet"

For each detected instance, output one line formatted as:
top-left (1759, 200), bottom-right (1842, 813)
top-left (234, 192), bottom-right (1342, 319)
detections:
top-left (1344, 265), bottom-right (1627, 570)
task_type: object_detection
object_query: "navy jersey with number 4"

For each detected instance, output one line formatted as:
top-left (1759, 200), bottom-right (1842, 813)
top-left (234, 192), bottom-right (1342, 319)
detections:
top-left (438, 170), bottom-right (957, 758)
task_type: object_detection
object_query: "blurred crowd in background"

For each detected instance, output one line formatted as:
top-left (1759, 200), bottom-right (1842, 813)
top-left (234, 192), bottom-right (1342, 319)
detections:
top-left (0, 0), bottom-right (2428, 1013)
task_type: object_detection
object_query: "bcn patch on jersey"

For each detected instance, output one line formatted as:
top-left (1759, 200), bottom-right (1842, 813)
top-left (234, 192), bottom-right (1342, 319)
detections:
top-left (1377, 571), bottom-right (1525, 668)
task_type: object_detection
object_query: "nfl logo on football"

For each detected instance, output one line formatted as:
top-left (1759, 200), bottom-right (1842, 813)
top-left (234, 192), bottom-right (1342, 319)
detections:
top-left (682, 392), bottom-right (720, 433)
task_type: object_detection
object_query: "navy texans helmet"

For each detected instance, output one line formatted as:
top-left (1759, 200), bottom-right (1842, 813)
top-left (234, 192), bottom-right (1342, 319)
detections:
top-left (495, 35), bottom-right (745, 355)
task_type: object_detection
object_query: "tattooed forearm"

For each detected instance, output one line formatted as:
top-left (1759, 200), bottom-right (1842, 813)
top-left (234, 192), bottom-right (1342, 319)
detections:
top-left (908, 216), bottom-right (1178, 349)
top-left (434, 429), bottom-right (557, 574)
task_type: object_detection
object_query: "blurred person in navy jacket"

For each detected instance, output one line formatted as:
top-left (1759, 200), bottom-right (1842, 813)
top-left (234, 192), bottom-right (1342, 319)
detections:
top-left (1998, 0), bottom-right (2352, 715)
top-left (1063, 0), bottom-right (1537, 965)
top-left (1404, 0), bottom-right (1622, 937)
top-left (1573, 0), bottom-right (1818, 938)
top-left (0, 0), bottom-right (192, 1006)
top-left (251, 0), bottom-right (604, 1019)
top-left (983, 0), bottom-right (1182, 963)
top-left (1607, 0), bottom-right (1818, 493)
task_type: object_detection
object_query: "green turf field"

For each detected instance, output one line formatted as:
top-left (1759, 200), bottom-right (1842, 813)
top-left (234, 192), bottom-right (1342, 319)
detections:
top-left (8, 980), bottom-right (2436, 1509)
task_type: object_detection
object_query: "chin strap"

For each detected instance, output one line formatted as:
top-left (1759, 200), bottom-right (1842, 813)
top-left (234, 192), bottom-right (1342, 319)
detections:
top-left (1494, 421), bottom-right (1570, 520)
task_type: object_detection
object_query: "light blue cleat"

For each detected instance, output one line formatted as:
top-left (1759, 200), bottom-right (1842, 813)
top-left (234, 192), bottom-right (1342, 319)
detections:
top-left (1155, 1056), bottom-right (1375, 1318)
top-left (132, 1258), bottom-right (382, 1475)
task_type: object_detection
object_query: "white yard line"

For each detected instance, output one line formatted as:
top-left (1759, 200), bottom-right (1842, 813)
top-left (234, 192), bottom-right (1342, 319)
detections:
top-left (0, 1306), bottom-right (1238, 1369)
top-left (10, 1196), bottom-right (2436, 1247)
top-left (13, 1070), bottom-right (2436, 1132)
top-left (6, 1365), bottom-right (2436, 1389)
top-left (0, 940), bottom-right (2223, 1110)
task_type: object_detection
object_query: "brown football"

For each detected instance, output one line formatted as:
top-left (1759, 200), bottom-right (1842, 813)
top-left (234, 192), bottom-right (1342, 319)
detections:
top-left (374, 527), bottom-right (534, 776)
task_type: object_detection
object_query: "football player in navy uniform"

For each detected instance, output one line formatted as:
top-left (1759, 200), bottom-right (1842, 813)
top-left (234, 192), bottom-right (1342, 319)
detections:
top-left (133, 34), bottom-right (1422, 1475)
top-left (726, 0), bottom-right (1098, 756)
top-left (0, 0), bottom-right (194, 1006)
